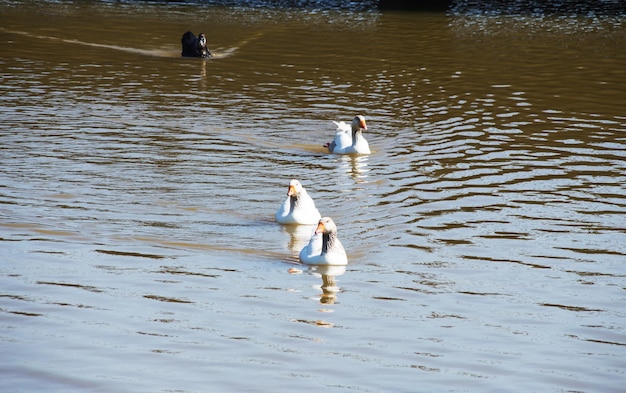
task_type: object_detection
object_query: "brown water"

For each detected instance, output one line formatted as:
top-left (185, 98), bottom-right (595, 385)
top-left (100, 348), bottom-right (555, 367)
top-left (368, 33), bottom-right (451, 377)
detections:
top-left (1, 1), bottom-right (625, 392)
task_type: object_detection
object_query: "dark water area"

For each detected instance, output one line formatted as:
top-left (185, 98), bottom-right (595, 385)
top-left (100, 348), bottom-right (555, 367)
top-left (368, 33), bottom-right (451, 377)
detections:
top-left (450, 0), bottom-right (626, 15)
top-left (1, 0), bottom-right (625, 392)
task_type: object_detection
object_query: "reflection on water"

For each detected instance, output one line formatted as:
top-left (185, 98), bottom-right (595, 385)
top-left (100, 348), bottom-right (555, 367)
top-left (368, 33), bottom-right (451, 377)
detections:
top-left (339, 154), bottom-right (370, 182)
top-left (1, 1), bottom-right (625, 392)
top-left (309, 265), bottom-right (346, 305)
top-left (282, 224), bottom-right (316, 255)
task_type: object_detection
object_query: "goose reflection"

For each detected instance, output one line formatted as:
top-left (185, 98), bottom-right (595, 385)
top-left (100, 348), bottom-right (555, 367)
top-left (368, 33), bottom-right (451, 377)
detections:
top-left (282, 224), bottom-right (316, 254)
top-left (340, 154), bottom-right (369, 182)
top-left (309, 264), bottom-right (346, 305)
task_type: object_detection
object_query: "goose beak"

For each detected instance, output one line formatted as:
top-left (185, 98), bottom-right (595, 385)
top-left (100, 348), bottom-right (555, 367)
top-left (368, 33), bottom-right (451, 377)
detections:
top-left (360, 119), bottom-right (367, 130)
top-left (315, 221), bottom-right (325, 234)
top-left (287, 185), bottom-right (296, 196)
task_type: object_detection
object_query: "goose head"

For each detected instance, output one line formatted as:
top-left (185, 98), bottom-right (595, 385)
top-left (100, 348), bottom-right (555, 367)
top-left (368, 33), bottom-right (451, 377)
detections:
top-left (315, 217), bottom-right (338, 236)
top-left (351, 115), bottom-right (367, 133)
top-left (315, 217), bottom-right (344, 256)
top-left (197, 33), bottom-right (212, 58)
top-left (198, 33), bottom-right (207, 47)
top-left (287, 179), bottom-right (304, 197)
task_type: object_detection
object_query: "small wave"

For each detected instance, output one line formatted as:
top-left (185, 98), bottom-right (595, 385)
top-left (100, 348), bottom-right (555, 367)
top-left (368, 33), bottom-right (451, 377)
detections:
top-left (1, 27), bottom-right (266, 59)
top-left (1, 27), bottom-right (181, 57)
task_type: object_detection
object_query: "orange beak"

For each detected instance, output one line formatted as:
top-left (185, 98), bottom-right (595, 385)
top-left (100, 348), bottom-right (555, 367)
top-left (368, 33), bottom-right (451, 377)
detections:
top-left (315, 221), bottom-right (325, 234)
top-left (360, 119), bottom-right (367, 130)
top-left (287, 185), bottom-right (296, 196)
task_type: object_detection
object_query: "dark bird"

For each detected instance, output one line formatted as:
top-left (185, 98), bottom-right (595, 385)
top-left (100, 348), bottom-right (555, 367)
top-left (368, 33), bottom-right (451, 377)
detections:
top-left (181, 31), bottom-right (212, 58)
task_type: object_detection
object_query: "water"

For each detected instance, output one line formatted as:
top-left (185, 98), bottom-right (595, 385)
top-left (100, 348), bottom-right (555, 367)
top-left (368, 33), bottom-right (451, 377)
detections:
top-left (1, 1), bottom-right (625, 392)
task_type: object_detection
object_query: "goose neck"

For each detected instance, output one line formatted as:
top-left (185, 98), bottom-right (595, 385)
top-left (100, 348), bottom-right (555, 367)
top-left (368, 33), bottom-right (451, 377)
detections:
top-left (289, 194), bottom-right (301, 212)
top-left (321, 232), bottom-right (338, 254)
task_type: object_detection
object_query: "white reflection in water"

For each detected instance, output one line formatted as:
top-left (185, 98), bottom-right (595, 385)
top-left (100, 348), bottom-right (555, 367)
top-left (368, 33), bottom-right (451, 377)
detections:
top-left (282, 224), bottom-right (316, 255)
top-left (308, 264), bottom-right (346, 305)
top-left (338, 154), bottom-right (370, 182)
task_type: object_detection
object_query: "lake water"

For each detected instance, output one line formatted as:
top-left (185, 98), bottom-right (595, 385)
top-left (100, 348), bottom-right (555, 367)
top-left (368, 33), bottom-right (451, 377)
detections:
top-left (1, 1), bottom-right (625, 392)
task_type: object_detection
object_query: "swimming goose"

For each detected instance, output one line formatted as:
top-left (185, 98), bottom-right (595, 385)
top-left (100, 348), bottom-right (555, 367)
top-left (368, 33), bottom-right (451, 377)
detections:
top-left (299, 217), bottom-right (348, 266)
top-left (275, 179), bottom-right (321, 225)
top-left (326, 115), bottom-right (371, 155)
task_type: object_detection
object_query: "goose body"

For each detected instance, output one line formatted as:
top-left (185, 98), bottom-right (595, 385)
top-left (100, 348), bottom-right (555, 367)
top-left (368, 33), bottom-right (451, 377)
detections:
top-left (327, 115), bottom-right (371, 155)
top-left (299, 217), bottom-right (348, 266)
top-left (275, 179), bottom-right (321, 225)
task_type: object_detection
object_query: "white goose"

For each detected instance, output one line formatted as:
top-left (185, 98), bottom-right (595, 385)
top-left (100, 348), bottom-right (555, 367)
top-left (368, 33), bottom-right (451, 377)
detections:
top-left (326, 115), bottom-right (371, 155)
top-left (299, 217), bottom-right (348, 266)
top-left (275, 179), bottom-right (321, 225)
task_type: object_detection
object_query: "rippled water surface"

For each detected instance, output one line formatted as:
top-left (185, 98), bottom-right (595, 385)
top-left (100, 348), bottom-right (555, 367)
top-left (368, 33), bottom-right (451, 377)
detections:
top-left (1, 1), bottom-right (625, 392)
